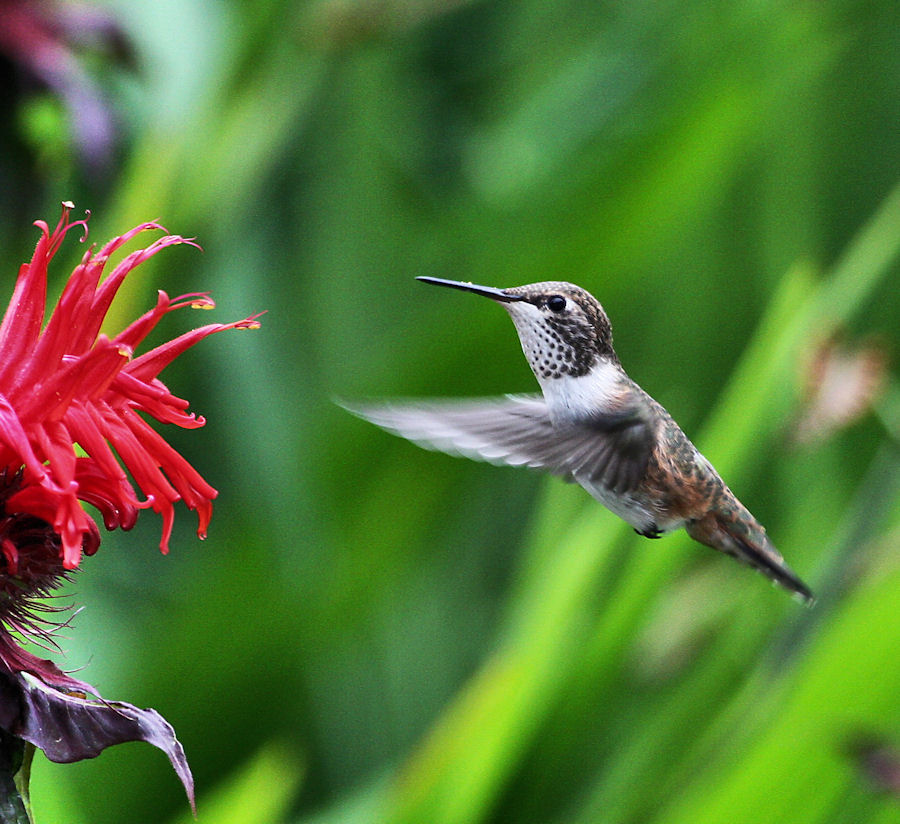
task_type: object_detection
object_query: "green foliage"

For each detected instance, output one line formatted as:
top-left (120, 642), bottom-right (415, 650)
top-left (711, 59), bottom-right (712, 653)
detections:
top-left (9, 0), bottom-right (900, 822)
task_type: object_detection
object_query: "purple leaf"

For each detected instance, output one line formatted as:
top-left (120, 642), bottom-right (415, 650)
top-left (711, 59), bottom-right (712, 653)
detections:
top-left (0, 670), bottom-right (194, 812)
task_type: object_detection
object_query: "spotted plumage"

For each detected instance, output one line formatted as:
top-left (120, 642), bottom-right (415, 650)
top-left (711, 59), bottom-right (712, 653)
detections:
top-left (501, 281), bottom-right (617, 377)
top-left (344, 277), bottom-right (813, 604)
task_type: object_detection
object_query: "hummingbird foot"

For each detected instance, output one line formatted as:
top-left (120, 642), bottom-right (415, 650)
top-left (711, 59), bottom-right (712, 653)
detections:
top-left (635, 526), bottom-right (662, 539)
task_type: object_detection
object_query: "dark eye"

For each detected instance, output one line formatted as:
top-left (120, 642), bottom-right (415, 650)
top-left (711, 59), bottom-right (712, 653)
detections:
top-left (547, 295), bottom-right (566, 312)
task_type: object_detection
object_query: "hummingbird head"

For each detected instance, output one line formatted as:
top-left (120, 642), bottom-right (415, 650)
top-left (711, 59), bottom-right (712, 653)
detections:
top-left (417, 277), bottom-right (618, 383)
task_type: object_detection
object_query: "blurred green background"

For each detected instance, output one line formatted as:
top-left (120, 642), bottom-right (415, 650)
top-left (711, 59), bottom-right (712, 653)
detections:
top-left (1, 0), bottom-right (899, 822)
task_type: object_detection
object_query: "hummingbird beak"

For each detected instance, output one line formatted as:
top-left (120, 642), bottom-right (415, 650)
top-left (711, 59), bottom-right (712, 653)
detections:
top-left (417, 276), bottom-right (526, 303)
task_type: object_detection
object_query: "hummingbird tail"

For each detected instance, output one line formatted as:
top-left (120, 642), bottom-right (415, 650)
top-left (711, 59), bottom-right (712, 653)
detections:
top-left (686, 512), bottom-right (814, 605)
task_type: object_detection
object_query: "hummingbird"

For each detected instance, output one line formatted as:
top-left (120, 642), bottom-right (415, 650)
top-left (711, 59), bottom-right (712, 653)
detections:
top-left (345, 277), bottom-right (814, 604)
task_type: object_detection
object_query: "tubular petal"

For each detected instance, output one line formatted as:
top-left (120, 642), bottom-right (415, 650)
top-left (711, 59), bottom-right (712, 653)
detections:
top-left (0, 204), bottom-right (259, 573)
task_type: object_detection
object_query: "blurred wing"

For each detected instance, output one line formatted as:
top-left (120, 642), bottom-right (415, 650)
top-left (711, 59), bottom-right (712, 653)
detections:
top-left (341, 395), bottom-right (655, 493)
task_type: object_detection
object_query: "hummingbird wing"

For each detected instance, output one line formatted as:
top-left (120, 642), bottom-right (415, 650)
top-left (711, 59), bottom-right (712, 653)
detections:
top-left (342, 395), bottom-right (655, 494)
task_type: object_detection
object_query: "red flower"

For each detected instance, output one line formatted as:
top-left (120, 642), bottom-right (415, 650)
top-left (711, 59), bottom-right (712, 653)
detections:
top-left (0, 202), bottom-right (260, 808)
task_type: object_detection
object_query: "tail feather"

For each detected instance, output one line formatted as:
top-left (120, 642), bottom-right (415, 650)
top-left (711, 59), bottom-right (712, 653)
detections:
top-left (686, 511), bottom-right (814, 605)
top-left (728, 532), bottom-right (815, 605)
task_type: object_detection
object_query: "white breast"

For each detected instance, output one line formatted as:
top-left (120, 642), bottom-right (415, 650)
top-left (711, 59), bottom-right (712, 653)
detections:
top-left (540, 359), bottom-right (621, 423)
top-left (579, 478), bottom-right (659, 531)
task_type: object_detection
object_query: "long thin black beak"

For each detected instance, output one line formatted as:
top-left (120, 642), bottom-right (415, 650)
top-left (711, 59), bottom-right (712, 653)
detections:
top-left (416, 276), bottom-right (525, 303)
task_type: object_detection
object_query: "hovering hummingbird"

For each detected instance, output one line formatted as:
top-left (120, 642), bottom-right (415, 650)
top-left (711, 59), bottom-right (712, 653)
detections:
top-left (346, 277), bottom-right (813, 604)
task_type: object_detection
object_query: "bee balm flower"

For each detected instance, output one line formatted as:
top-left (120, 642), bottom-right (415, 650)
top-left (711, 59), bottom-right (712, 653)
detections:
top-left (0, 202), bottom-right (261, 809)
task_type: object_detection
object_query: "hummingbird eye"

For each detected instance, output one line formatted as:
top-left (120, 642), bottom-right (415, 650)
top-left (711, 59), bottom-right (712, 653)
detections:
top-left (546, 295), bottom-right (567, 313)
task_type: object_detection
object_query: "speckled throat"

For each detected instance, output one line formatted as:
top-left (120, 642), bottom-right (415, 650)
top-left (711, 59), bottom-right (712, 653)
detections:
top-left (502, 281), bottom-right (617, 379)
top-left (507, 307), bottom-right (599, 379)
